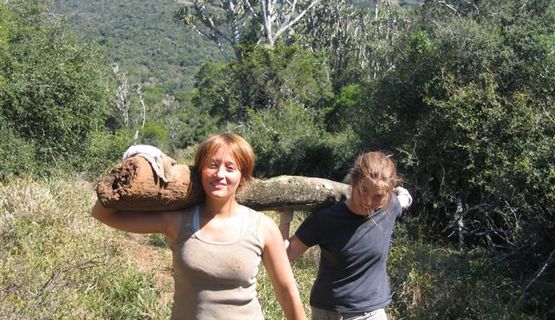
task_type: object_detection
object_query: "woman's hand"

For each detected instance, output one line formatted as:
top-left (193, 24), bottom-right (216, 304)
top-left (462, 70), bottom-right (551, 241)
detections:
top-left (394, 186), bottom-right (413, 209)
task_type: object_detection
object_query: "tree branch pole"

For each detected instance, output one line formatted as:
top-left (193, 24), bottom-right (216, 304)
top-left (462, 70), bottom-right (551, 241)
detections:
top-left (96, 156), bottom-right (351, 212)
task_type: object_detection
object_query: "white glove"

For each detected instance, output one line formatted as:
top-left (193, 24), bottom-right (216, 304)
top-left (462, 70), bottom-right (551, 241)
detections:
top-left (394, 186), bottom-right (413, 209)
top-left (122, 144), bottom-right (176, 183)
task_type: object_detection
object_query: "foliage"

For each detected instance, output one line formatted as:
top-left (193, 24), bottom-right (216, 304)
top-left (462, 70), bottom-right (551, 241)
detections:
top-left (387, 238), bottom-right (543, 319)
top-left (239, 102), bottom-right (358, 180)
top-left (236, 45), bottom-right (333, 111)
top-left (363, 0), bottom-right (555, 251)
top-left (177, 0), bottom-right (321, 61)
top-left (82, 129), bottom-right (134, 180)
top-left (295, 0), bottom-right (412, 90)
top-left (52, 0), bottom-right (220, 92)
top-left (191, 61), bottom-right (238, 122)
top-left (0, 117), bottom-right (38, 179)
top-left (139, 123), bottom-right (170, 151)
top-left (0, 0), bottom-right (113, 175)
top-left (171, 101), bottom-right (221, 151)
top-left (193, 45), bottom-right (333, 122)
top-left (51, 0), bottom-right (226, 156)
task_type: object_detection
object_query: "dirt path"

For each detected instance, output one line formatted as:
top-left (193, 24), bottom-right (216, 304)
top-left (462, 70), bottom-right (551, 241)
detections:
top-left (114, 234), bottom-right (174, 305)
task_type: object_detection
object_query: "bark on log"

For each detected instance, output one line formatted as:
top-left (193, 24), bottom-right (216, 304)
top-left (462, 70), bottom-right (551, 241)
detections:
top-left (96, 156), bottom-right (350, 212)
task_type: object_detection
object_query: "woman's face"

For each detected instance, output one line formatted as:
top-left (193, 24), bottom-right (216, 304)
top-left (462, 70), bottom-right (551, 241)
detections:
top-left (348, 179), bottom-right (387, 216)
top-left (201, 146), bottom-right (243, 202)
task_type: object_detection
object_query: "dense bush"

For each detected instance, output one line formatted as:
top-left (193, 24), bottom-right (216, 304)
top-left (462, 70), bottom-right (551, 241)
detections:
top-left (82, 129), bottom-right (134, 179)
top-left (0, 117), bottom-right (38, 178)
top-left (240, 102), bottom-right (358, 180)
top-left (361, 0), bottom-right (555, 254)
top-left (387, 239), bottom-right (542, 320)
top-left (0, 1), bottom-right (114, 176)
top-left (192, 45), bottom-right (333, 122)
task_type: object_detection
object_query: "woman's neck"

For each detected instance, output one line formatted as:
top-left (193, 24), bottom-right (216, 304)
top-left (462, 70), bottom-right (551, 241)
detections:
top-left (202, 197), bottom-right (240, 219)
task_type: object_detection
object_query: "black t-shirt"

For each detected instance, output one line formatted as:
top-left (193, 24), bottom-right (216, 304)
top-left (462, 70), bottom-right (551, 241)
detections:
top-left (295, 194), bottom-right (401, 313)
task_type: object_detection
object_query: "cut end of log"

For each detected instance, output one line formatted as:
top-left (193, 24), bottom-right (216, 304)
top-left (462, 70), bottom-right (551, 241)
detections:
top-left (96, 157), bottom-right (205, 211)
top-left (96, 158), bottom-right (141, 206)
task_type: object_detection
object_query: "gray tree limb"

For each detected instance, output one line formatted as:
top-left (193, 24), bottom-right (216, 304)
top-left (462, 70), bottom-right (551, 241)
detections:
top-left (96, 156), bottom-right (350, 212)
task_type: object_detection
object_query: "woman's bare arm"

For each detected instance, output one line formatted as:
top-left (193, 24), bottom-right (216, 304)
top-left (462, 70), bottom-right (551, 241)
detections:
top-left (260, 215), bottom-right (306, 320)
top-left (286, 235), bottom-right (309, 262)
top-left (91, 199), bottom-right (182, 243)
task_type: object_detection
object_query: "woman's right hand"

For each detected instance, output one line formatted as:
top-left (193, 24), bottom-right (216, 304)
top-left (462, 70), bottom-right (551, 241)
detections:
top-left (394, 186), bottom-right (412, 209)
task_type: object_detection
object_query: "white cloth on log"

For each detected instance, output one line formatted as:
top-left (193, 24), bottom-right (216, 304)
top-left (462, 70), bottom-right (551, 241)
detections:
top-left (122, 144), bottom-right (176, 183)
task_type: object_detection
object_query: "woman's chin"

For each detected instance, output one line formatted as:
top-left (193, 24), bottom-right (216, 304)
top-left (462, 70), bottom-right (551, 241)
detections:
top-left (206, 190), bottom-right (234, 200)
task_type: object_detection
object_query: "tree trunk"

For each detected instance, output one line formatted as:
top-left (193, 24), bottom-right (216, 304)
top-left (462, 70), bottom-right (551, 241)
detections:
top-left (96, 156), bottom-right (350, 212)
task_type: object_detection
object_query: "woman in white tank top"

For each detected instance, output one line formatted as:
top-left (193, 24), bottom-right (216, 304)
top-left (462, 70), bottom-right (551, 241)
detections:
top-left (91, 133), bottom-right (306, 320)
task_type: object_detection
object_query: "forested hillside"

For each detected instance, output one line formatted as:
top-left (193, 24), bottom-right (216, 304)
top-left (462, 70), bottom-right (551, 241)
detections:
top-left (1, 0), bottom-right (554, 319)
top-left (52, 0), bottom-right (220, 92)
top-left (52, 0), bottom-right (419, 91)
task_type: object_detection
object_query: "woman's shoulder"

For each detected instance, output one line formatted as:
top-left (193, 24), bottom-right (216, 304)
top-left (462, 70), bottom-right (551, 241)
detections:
top-left (385, 193), bottom-right (403, 218)
top-left (163, 206), bottom-right (197, 244)
top-left (236, 205), bottom-right (265, 226)
top-left (238, 206), bottom-right (276, 247)
top-left (315, 201), bottom-right (348, 217)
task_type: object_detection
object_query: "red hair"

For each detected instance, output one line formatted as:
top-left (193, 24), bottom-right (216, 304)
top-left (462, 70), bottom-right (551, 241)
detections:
top-left (194, 134), bottom-right (255, 187)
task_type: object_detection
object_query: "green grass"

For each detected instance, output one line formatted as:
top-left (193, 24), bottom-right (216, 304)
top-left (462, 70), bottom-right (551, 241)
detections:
top-left (258, 213), bottom-right (318, 318)
top-left (1, 177), bottom-right (549, 319)
top-left (0, 176), bottom-right (170, 319)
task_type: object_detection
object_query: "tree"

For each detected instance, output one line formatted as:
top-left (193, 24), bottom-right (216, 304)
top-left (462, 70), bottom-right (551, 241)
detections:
top-left (177, 0), bottom-right (321, 61)
top-left (363, 0), bottom-right (554, 259)
top-left (191, 45), bottom-right (332, 122)
top-left (259, 0), bottom-right (321, 46)
top-left (294, 0), bottom-right (411, 90)
top-left (0, 0), bottom-right (113, 171)
top-left (239, 102), bottom-right (358, 179)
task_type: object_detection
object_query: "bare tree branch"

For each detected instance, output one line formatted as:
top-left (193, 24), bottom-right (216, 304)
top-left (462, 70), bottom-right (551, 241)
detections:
top-left (524, 248), bottom-right (555, 293)
top-left (111, 63), bottom-right (130, 128)
top-left (180, 0), bottom-right (323, 59)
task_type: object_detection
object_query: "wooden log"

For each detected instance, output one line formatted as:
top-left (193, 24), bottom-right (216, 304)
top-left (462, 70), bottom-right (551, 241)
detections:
top-left (237, 176), bottom-right (350, 212)
top-left (96, 156), bottom-right (350, 212)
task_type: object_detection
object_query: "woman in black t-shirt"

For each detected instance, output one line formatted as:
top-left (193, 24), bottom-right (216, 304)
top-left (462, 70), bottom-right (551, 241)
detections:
top-left (281, 152), bottom-right (412, 320)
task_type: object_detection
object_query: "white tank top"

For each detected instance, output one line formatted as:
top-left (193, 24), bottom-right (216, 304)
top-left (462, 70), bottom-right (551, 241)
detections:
top-left (170, 206), bottom-right (264, 319)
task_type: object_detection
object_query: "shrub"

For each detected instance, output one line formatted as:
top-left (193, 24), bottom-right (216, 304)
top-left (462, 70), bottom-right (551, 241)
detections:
top-left (0, 120), bottom-right (37, 179)
top-left (0, 1), bottom-right (113, 176)
top-left (82, 129), bottom-right (134, 180)
top-left (139, 123), bottom-right (170, 151)
top-left (240, 102), bottom-right (358, 180)
top-left (388, 232), bottom-right (542, 319)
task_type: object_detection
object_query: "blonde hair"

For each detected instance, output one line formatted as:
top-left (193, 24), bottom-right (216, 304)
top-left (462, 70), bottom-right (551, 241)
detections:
top-left (350, 152), bottom-right (401, 206)
top-left (194, 133), bottom-right (255, 188)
